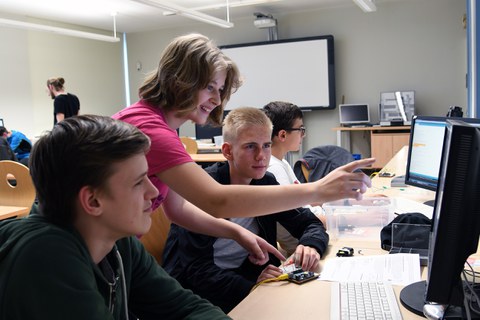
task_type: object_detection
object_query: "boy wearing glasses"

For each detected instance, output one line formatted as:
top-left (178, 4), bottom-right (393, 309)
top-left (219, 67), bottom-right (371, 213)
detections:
top-left (263, 101), bottom-right (326, 256)
top-left (162, 107), bottom-right (329, 313)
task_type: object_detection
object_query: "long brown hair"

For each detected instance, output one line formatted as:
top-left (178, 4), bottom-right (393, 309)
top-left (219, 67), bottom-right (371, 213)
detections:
top-left (138, 33), bottom-right (242, 126)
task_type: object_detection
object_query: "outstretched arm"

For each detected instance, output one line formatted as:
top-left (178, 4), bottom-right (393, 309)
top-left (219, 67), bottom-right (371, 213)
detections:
top-left (159, 158), bottom-right (375, 219)
top-left (162, 188), bottom-right (285, 265)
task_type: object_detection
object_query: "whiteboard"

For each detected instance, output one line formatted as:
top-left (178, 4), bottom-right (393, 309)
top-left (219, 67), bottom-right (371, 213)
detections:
top-left (221, 35), bottom-right (335, 110)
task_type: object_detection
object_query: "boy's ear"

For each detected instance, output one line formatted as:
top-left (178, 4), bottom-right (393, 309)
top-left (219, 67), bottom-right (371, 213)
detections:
top-left (78, 186), bottom-right (102, 217)
top-left (278, 129), bottom-right (287, 141)
top-left (221, 142), bottom-right (234, 161)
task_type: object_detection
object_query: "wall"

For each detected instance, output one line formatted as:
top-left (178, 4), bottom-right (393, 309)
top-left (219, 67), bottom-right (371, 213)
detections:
top-left (0, 15), bottom-right (124, 138)
top-left (0, 0), bottom-right (466, 159)
top-left (126, 0), bottom-right (467, 159)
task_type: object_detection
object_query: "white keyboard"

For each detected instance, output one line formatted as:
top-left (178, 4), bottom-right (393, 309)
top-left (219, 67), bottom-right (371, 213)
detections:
top-left (330, 281), bottom-right (403, 320)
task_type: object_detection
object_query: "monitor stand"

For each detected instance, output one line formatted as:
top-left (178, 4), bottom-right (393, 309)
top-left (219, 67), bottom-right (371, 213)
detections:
top-left (423, 200), bottom-right (435, 207)
top-left (400, 280), bottom-right (427, 317)
top-left (400, 281), bottom-right (480, 319)
top-left (391, 175), bottom-right (406, 187)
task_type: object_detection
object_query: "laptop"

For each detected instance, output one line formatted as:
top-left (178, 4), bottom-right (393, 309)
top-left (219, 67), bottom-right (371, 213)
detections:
top-left (339, 104), bottom-right (370, 126)
top-left (389, 222), bottom-right (430, 266)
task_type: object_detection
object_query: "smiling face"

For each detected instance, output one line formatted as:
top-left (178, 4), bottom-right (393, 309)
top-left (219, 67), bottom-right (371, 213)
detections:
top-left (95, 153), bottom-right (159, 239)
top-left (226, 124), bottom-right (272, 185)
top-left (188, 69), bottom-right (227, 125)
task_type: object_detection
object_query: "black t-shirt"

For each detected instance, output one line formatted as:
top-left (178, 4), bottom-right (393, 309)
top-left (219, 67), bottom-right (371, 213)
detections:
top-left (53, 93), bottom-right (80, 125)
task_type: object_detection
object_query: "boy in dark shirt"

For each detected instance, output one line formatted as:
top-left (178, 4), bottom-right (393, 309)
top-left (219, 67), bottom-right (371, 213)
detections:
top-left (163, 107), bottom-right (329, 313)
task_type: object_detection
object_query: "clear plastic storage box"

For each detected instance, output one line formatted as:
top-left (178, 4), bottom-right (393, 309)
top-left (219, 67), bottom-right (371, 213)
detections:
top-left (323, 197), bottom-right (395, 240)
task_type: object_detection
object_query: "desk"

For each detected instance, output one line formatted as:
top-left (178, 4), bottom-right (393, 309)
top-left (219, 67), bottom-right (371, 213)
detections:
top-left (369, 146), bottom-right (435, 204)
top-left (228, 147), bottom-right (434, 320)
top-left (332, 126), bottom-right (410, 168)
top-left (190, 153), bottom-right (226, 163)
top-left (0, 205), bottom-right (29, 221)
top-left (190, 153), bottom-right (226, 168)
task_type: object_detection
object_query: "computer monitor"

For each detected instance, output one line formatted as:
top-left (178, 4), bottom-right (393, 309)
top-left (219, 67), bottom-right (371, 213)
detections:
top-left (405, 115), bottom-right (480, 191)
top-left (400, 119), bottom-right (480, 318)
top-left (195, 110), bottom-right (229, 142)
top-left (339, 104), bottom-right (370, 126)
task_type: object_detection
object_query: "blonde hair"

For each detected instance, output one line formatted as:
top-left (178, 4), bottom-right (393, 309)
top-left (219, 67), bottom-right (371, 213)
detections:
top-left (223, 107), bottom-right (273, 143)
top-left (139, 33), bottom-right (243, 126)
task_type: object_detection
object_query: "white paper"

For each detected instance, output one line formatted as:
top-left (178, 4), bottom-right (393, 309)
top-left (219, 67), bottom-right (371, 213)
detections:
top-left (319, 253), bottom-right (421, 286)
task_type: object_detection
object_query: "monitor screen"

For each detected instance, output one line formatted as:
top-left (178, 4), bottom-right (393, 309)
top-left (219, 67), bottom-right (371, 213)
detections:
top-left (400, 119), bottom-right (480, 318)
top-left (339, 104), bottom-right (370, 125)
top-left (195, 123), bottom-right (222, 142)
top-left (195, 110), bottom-right (229, 142)
top-left (405, 115), bottom-right (480, 191)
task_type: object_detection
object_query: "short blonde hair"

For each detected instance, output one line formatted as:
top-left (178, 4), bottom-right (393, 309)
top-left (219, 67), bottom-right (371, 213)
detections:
top-left (223, 107), bottom-right (273, 143)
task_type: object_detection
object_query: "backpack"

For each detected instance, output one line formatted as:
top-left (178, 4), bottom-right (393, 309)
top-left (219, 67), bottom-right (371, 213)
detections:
top-left (380, 212), bottom-right (432, 251)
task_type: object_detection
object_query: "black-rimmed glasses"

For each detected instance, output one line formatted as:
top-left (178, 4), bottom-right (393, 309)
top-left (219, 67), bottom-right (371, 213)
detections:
top-left (285, 126), bottom-right (306, 136)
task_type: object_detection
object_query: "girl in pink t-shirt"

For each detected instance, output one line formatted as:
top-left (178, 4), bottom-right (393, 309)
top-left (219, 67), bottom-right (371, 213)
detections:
top-left (113, 33), bottom-right (374, 265)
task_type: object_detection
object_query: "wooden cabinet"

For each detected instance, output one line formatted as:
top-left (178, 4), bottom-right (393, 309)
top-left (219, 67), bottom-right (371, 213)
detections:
top-left (332, 126), bottom-right (411, 169)
top-left (371, 130), bottom-right (410, 168)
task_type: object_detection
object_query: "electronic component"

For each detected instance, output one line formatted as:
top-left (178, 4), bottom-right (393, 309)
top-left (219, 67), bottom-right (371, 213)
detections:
top-left (379, 171), bottom-right (395, 177)
top-left (336, 247), bottom-right (354, 257)
top-left (287, 269), bottom-right (319, 284)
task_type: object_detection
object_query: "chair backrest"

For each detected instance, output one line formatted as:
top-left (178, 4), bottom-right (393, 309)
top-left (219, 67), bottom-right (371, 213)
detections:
top-left (139, 206), bottom-right (171, 264)
top-left (300, 161), bottom-right (311, 182)
top-left (0, 160), bottom-right (36, 216)
top-left (294, 145), bottom-right (354, 183)
top-left (180, 136), bottom-right (198, 154)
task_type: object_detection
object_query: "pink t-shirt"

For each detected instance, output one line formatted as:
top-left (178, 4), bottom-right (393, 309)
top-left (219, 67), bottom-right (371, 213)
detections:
top-left (112, 99), bottom-right (193, 209)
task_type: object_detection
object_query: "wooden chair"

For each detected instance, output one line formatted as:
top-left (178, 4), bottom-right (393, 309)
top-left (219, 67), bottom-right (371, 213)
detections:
top-left (0, 160), bottom-right (36, 218)
top-left (300, 162), bottom-right (311, 182)
top-left (180, 136), bottom-right (198, 154)
top-left (139, 206), bottom-right (171, 264)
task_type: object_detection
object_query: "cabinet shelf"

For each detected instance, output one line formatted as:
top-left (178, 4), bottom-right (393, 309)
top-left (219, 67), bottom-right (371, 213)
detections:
top-left (332, 126), bottom-right (411, 168)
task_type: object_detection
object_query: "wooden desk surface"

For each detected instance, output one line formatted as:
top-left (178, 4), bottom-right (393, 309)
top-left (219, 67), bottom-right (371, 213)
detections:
top-left (190, 153), bottom-right (226, 163)
top-left (229, 237), bottom-right (427, 320)
top-left (0, 205), bottom-right (29, 221)
top-left (228, 146), bottom-right (433, 320)
top-left (368, 146), bottom-right (436, 203)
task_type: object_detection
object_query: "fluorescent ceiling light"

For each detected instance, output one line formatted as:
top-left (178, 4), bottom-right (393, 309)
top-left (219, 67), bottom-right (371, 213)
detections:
top-left (0, 18), bottom-right (120, 42)
top-left (352, 0), bottom-right (377, 13)
top-left (132, 0), bottom-right (234, 28)
top-left (163, 0), bottom-right (283, 15)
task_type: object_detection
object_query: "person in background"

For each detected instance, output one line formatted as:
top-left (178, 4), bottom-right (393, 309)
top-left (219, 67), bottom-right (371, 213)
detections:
top-left (0, 126), bottom-right (32, 166)
top-left (262, 101), bottom-right (326, 256)
top-left (46, 77), bottom-right (80, 126)
top-left (162, 107), bottom-right (329, 313)
top-left (0, 132), bottom-right (17, 162)
top-left (113, 33), bottom-right (374, 265)
top-left (0, 115), bottom-right (230, 319)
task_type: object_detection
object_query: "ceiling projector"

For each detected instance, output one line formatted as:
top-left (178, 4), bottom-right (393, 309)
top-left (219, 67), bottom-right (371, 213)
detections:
top-left (253, 12), bottom-right (277, 28)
